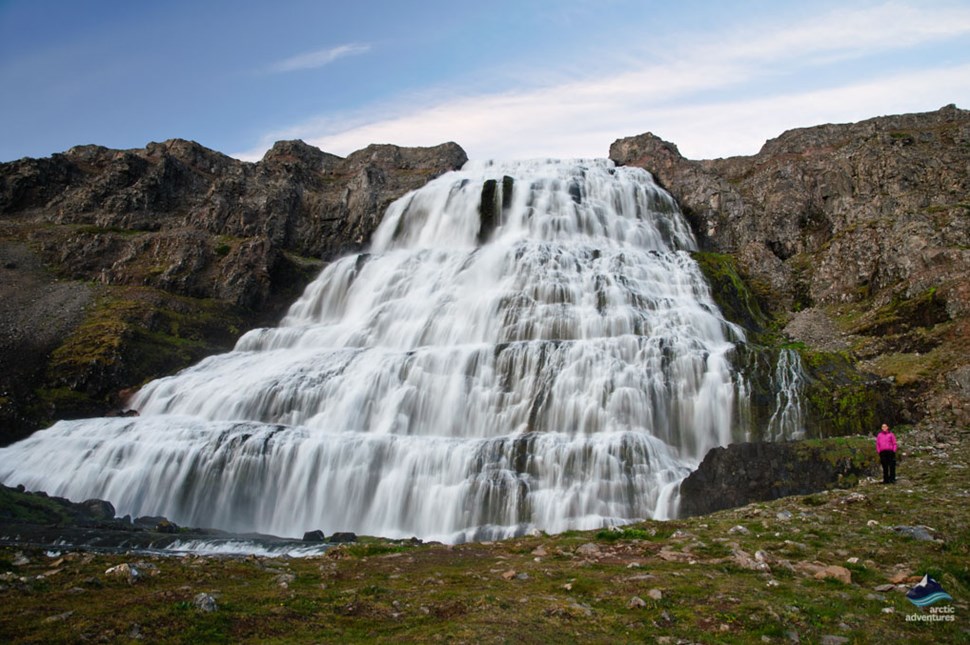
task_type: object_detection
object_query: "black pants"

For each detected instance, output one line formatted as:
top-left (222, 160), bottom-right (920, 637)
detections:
top-left (880, 450), bottom-right (896, 483)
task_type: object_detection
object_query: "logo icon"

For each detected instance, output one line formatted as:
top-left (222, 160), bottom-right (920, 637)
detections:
top-left (906, 574), bottom-right (953, 607)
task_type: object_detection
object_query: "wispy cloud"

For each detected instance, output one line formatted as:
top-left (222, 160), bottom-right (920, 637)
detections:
top-left (265, 43), bottom-right (371, 74)
top-left (235, 2), bottom-right (970, 161)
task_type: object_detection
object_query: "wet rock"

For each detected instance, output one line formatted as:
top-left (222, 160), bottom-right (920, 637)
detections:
top-left (329, 532), bottom-right (357, 543)
top-left (303, 530), bottom-right (326, 542)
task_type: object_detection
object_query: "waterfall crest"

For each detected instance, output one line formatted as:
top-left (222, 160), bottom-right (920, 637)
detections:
top-left (0, 159), bottom-right (753, 543)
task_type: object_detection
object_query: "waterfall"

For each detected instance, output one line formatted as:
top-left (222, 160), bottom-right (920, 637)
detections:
top-left (0, 159), bottom-right (762, 543)
top-left (765, 349), bottom-right (806, 441)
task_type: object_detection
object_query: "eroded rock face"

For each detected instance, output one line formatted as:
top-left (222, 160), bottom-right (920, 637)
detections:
top-left (2, 138), bottom-right (467, 308)
top-left (610, 105), bottom-right (970, 314)
top-left (611, 105), bottom-right (970, 427)
top-left (0, 138), bottom-right (467, 440)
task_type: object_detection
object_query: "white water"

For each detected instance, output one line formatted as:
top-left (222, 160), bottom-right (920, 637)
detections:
top-left (0, 159), bottom-right (760, 543)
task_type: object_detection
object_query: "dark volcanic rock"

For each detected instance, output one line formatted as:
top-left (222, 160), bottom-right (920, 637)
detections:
top-left (677, 440), bottom-right (877, 518)
top-left (0, 138), bottom-right (466, 441)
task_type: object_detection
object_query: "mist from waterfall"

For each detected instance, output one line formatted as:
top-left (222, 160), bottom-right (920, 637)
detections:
top-left (0, 159), bottom-right (779, 543)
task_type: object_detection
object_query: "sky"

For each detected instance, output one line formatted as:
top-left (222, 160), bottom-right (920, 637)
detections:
top-left (1, 0), bottom-right (969, 163)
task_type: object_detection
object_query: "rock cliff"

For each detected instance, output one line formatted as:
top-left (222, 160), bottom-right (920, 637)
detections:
top-left (0, 138), bottom-right (467, 442)
top-left (611, 105), bottom-right (970, 430)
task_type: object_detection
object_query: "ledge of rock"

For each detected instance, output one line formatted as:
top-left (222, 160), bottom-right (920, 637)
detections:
top-left (677, 438), bottom-right (878, 518)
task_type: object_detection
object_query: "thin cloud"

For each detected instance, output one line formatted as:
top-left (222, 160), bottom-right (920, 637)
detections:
top-left (266, 43), bottom-right (371, 74)
top-left (235, 2), bottom-right (970, 161)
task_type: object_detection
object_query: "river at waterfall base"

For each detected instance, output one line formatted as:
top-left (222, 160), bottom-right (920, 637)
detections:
top-left (0, 159), bottom-right (801, 544)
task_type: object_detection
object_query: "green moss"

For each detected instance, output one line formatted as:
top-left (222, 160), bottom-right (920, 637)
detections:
top-left (795, 348), bottom-right (890, 437)
top-left (853, 287), bottom-right (949, 337)
top-left (691, 252), bottom-right (771, 333)
top-left (0, 486), bottom-right (76, 525)
top-left (43, 286), bottom-right (244, 411)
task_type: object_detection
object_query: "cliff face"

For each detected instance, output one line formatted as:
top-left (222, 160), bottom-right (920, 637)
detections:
top-left (0, 139), bottom-right (467, 442)
top-left (611, 105), bottom-right (970, 429)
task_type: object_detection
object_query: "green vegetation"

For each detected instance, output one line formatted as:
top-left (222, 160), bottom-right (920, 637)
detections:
top-left (691, 251), bottom-right (771, 333)
top-left (41, 285), bottom-right (243, 418)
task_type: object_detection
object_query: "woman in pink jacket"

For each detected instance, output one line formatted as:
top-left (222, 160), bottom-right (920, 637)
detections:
top-left (876, 423), bottom-right (898, 484)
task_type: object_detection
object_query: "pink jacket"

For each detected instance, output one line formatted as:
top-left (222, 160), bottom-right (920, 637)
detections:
top-left (876, 430), bottom-right (897, 453)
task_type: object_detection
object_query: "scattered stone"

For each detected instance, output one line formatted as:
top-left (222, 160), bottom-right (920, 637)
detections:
top-left (628, 596), bottom-right (647, 609)
top-left (576, 543), bottom-right (601, 558)
top-left (776, 510), bottom-right (793, 521)
top-left (888, 571), bottom-right (911, 584)
top-left (515, 573), bottom-right (529, 581)
top-left (11, 552), bottom-right (29, 567)
top-left (821, 636), bottom-right (849, 645)
top-left (881, 607), bottom-right (895, 614)
top-left (874, 584), bottom-right (895, 592)
top-left (105, 563), bottom-right (139, 585)
top-left (43, 610), bottom-right (74, 623)
top-left (728, 525), bottom-right (751, 535)
top-left (867, 520), bottom-right (879, 527)
top-left (275, 573), bottom-right (296, 588)
top-left (193, 593), bottom-right (218, 613)
top-left (647, 588), bottom-right (663, 601)
top-left (658, 549), bottom-right (695, 563)
top-left (786, 629), bottom-right (800, 643)
top-left (892, 525), bottom-right (934, 541)
top-left (732, 546), bottom-right (771, 572)
top-left (531, 546), bottom-right (548, 557)
top-left (562, 582), bottom-right (573, 591)
top-left (501, 570), bottom-right (517, 581)
top-left (846, 557), bottom-right (859, 564)
top-left (303, 530), bottom-right (326, 542)
top-left (814, 566), bottom-right (852, 585)
top-left (839, 493), bottom-right (867, 504)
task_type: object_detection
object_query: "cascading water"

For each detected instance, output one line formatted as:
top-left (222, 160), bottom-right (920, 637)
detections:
top-left (0, 159), bottom-right (764, 543)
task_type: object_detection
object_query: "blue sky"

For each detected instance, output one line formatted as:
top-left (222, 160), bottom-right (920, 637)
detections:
top-left (2, 0), bottom-right (969, 163)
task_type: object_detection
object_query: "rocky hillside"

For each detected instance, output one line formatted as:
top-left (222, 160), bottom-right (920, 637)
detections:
top-left (0, 139), bottom-right (466, 442)
top-left (611, 104), bottom-right (970, 431)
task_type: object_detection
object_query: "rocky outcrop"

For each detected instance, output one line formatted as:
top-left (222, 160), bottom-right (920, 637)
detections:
top-left (611, 105), bottom-right (970, 427)
top-left (677, 438), bottom-right (877, 518)
top-left (0, 138), bottom-right (467, 442)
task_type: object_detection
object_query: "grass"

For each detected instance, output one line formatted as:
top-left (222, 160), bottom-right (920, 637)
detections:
top-left (0, 425), bottom-right (967, 643)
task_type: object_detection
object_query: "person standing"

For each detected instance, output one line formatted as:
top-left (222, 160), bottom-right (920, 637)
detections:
top-left (876, 423), bottom-right (897, 484)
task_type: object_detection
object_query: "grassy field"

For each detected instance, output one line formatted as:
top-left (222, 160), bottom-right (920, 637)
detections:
top-left (1, 424), bottom-right (967, 644)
